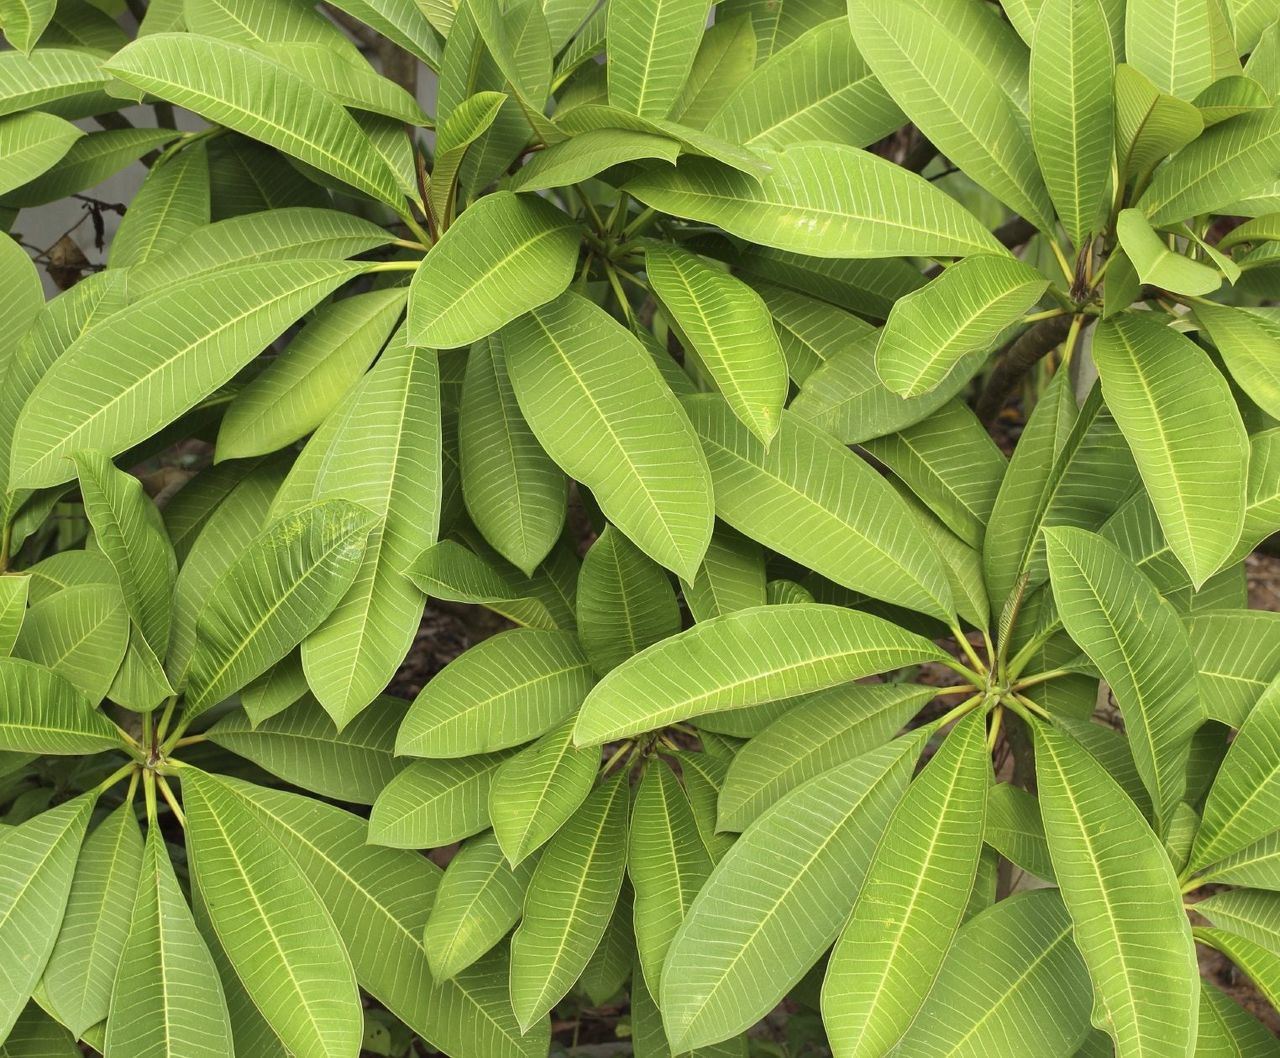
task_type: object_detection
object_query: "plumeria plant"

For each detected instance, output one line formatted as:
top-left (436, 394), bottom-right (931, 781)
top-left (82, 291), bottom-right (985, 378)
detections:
top-left (0, 0), bottom-right (1278, 1055)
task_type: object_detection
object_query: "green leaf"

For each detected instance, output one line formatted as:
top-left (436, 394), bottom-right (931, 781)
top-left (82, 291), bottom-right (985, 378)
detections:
top-left (105, 34), bottom-right (405, 208)
top-left (0, 48), bottom-right (106, 118)
top-left (297, 332), bottom-right (440, 727)
top-left (1035, 724), bottom-right (1198, 1058)
top-left (705, 18), bottom-right (902, 151)
top-left (577, 524), bottom-right (681, 675)
top-left (183, 500), bottom-right (377, 719)
top-left (790, 330), bottom-right (983, 444)
top-left (1240, 429), bottom-right (1280, 561)
top-left (1196, 978), bottom-right (1280, 1057)
top-left (1219, 213), bottom-right (1280, 251)
top-left (891, 890), bottom-right (1093, 1058)
top-left (1139, 102), bottom-right (1280, 224)
top-left (509, 773), bottom-right (629, 1031)
top-left (217, 288), bottom-right (406, 461)
top-left (182, 768), bottom-right (362, 1058)
top-left (1190, 673), bottom-right (1280, 871)
top-left (0, 575), bottom-right (26, 657)
top-left (435, 1), bottom-right (534, 198)
top-left (458, 335), bottom-right (567, 576)
top-left (1231, 0), bottom-right (1280, 53)
top-left (1113, 63), bottom-right (1204, 187)
top-left (1045, 527), bottom-right (1201, 824)
top-left (1194, 830), bottom-right (1280, 889)
top-left (407, 191), bottom-right (579, 349)
top-left (626, 143), bottom-right (1002, 259)
top-left (862, 401), bottom-right (1006, 549)
top-left (580, 884), bottom-right (634, 1005)
top-left (684, 397), bottom-right (956, 620)
top-left (1189, 610), bottom-right (1280, 726)
top-left (0, 658), bottom-right (118, 755)
top-left (1194, 929), bottom-right (1280, 1012)
top-left (755, 282), bottom-right (875, 385)
top-left (717, 682), bottom-right (933, 832)
top-left (190, 833), bottom-right (323, 1058)
top-left (667, 15), bottom-right (757, 129)
top-left (183, 0), bottom-right (361, 52)
top-left (0, 127), bottom-right (177, 208)
top-left (846, 0), bottom-right (1054, 231)
top-left (240, 654), bottom-right (309, 727)
top-left (1030, 0), bottom-right (1115, 247)
top-left (1193, 302), bottom-right (1280, 419)
top-left (1195, 75), bottom-right (1271, 126)
top-left (630, 956), bottom-right (748, 1058)
top-left (255, 42), bottom-right (430, 126)
top-left (607, 0), bottom-right (710, 117)
top-left (103, 827), bottom-right (233, 1058)
top-left (427, 90), bottom-right (507, 223)
top-left (0, 112), bottom-right (80, 197)
top-left (406, 540), bottom-right (563, 631)
top-left (681, 525), bottom-right (765, 623)
top-left (0, 0), bottom-right (55, 52)
top-left (501, 292), bottom-right (714, 580)
top-left (268, 383), bottom-right (364, 518)
top-left (675, 751), bottom-right (733, 860)
top-left (509, 128), bottom-right (680, 192)
top-left (126, 208), bottom-right (392, 298)
top-left (0, 229), bottom-right (43, 382)
top-left (325, 0), bottom-right (442, 68)
top-left (1115, 208), bottom-right (1222, 295)
top-left (646, 244), bottom-right (788, 443)
top-left (1093, 312), bottom-right (1248, 587)
top-left (1197, 889), bottom-right (1280, 957)
top-left (984, 375), bottom-right (1138, 613)
top-left (985, 782), bottom-right (1057, 883)
top-left (0, 795), bottom-right (93, 1040)
top-left (1125, 0), bottom-right (1240, 101)
top-left (874, 254), bottom-right (1048, 398)
top-left (469, 0), bottom-right (560, 146)
top-left (11, 260), bottom-right (366, 489)
top-left (208, 695), bottom-right (407, 805)
top-left (40, 805), bottom-right (143, 1039)
top-left (488, 719), bottom-right (598, 867)
top-left (660, 736), bottom-right (921, 1050)
top-left (629, 761), bottom-right (713, 994)
top-left (24, 552), bottom-right (115, 603)
top-left (898, 494), bottom-right (992, 630)
top-left (740, 247), bottom-right (924, 322)
top-left (573, 603), bottom-right (944, 745)
top-left (397, 628), bottom-right (594, 757)
top-left (719, 0), bottom-right (841, 60)
top-left (423, 831), bottom-right (535, 981)
top-left (231, 779), bottom-right (548, 1058)
top-left (73, 451), bottom-right (174, 673)
top-left (822, 711), bottom-right (990, 1057)
top-left (369, 752), bottom-right (513, 848)
top-left (13, 584), bottom-right (129, 706)
top-left (108, 141), bottom-right (209, 269)
top-left (0, 1004), bottom-right (78, 1057)
top-left (166, 457), bottom-right (288, 688)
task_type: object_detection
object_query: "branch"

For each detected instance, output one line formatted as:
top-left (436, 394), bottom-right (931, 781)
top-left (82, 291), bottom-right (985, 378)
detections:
top-left (901, 130), bottom-right (938, 174)
top-left (993, 215), bottom-right (1038, 250)
top-left (976, 313), bottom-right (1075, 424)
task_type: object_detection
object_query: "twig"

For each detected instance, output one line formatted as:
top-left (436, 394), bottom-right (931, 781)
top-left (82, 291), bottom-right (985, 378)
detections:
top-left (976, 314), bottom-right (1075, 424)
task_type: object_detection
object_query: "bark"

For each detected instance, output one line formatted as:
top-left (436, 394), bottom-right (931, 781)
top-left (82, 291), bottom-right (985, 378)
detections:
top-left (976, 314), bottom-right (1075, 424)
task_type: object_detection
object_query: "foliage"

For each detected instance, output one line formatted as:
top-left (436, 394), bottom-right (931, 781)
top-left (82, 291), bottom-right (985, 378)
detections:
top-left (0, 0), bottom-right (1278, 1056)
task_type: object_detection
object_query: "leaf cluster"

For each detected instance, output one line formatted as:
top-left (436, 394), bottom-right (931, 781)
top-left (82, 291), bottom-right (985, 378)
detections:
top-left (0, 0), bottom-right (1279, 1056)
